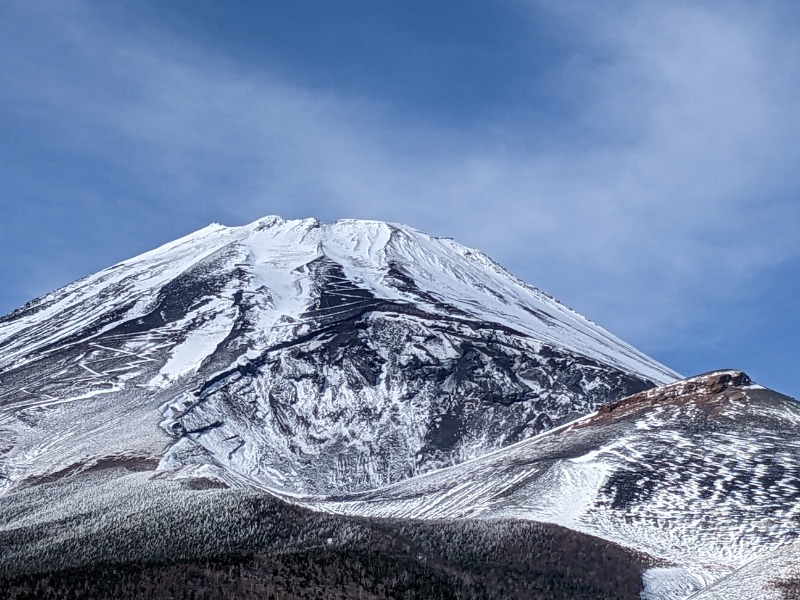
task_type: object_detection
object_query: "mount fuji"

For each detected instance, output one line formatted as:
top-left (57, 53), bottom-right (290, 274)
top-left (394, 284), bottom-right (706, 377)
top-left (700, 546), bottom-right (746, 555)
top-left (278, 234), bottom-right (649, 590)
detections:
top-left (0, 216), bottom-right (675, 497)
top-left (2, 217), bottom-right (796, 599)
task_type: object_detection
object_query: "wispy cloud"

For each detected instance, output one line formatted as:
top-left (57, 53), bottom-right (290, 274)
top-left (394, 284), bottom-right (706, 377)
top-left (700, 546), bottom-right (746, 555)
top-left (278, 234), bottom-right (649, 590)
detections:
top-left (1, 0), bottom-right (799, 365)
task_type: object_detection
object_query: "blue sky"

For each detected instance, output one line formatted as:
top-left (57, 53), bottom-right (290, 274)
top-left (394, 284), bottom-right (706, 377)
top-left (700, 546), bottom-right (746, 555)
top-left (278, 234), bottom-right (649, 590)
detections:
top-left (1, 1), bottom-right (799, 396)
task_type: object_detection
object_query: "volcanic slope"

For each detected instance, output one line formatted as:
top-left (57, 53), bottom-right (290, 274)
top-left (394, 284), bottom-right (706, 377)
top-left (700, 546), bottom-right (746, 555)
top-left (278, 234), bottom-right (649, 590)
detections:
top-left (0, 216), bottom-right (676, 496)
top-left (304, 371), bottom-right (800, 599)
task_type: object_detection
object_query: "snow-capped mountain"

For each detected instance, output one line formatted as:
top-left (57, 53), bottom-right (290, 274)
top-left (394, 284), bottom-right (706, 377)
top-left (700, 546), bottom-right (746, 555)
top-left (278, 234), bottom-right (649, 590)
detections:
top-left (305, 370), bottom-right (800, 599)
top-left (0, 216), bottom-right (676, 496)
top-left (2, 217), bottom-right (798, 599)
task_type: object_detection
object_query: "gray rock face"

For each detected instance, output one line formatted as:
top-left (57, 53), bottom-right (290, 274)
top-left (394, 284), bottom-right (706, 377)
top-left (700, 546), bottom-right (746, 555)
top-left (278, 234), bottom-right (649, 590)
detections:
top-left (160, 307), bottom-right (655, 494)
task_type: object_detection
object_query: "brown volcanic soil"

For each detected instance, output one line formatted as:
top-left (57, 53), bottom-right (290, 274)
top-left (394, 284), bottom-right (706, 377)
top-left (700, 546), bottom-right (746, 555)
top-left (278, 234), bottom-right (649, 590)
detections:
top-left (586, 370), bottom-right (754, 427)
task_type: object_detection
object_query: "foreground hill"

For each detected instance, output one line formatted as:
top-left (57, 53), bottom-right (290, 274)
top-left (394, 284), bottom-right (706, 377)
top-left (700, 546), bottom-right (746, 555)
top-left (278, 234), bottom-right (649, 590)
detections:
top-left (0, 470), bottom-right (649, 599)
top-left (304, 371), bottom-right (800, 598)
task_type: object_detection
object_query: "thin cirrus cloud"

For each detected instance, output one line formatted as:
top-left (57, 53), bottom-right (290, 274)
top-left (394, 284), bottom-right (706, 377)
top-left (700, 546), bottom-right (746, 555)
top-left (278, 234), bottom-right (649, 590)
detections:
top-left (1, 1), bottom-right (799, 392)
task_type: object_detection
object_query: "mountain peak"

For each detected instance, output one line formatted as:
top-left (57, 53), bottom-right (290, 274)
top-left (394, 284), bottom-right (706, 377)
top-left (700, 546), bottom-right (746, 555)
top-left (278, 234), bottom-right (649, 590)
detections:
top-left (1, 215), bottom-right (677, 496)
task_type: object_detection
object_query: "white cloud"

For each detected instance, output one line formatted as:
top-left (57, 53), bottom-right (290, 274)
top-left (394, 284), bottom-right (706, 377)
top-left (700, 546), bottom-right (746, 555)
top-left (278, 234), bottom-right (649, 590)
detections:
top-left (2, 0), bottom-right (799, 357)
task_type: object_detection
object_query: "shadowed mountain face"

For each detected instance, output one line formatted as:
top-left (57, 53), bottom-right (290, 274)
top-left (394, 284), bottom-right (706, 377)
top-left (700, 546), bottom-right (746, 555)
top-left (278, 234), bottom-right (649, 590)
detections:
top-left (0, 216), bottom-right (675, 496)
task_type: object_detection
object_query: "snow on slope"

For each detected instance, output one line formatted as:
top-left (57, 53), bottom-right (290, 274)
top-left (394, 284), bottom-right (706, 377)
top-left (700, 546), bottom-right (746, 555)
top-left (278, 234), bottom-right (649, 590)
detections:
top-left (686, 541), bottom-right (800, 599)
top-left (301, 371), bottom-right (800, 598)
top-left (0, 216), bottom-right (676, 382)
top-left (0, 216), bottom-right (677, 497)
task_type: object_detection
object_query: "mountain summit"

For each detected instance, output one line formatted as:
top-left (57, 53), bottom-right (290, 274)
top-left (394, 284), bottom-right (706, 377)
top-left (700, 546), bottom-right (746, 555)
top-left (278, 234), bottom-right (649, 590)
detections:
top-left (0, 216), bottom-right (675, 496)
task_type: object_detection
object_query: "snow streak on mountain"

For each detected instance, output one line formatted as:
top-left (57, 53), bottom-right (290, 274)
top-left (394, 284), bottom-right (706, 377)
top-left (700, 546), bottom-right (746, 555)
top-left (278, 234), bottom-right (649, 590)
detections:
top-left (0, 216), bottom-right (676, 496)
